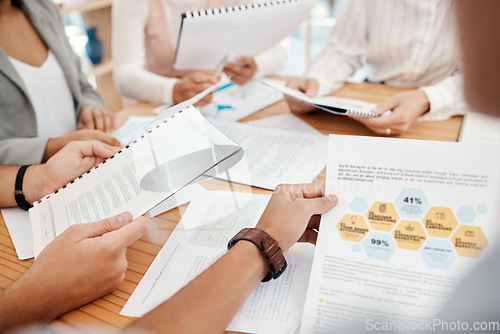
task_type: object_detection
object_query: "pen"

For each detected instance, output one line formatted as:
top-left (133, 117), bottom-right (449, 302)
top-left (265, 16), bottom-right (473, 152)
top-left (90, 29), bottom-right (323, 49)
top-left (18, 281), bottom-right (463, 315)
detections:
top-left (214, 55), bottom-right (227, 79)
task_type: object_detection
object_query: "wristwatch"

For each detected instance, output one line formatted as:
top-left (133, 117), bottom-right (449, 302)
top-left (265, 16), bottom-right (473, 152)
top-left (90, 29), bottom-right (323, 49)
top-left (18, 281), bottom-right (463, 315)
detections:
top-left (228, 228), bottom-right (287, 282)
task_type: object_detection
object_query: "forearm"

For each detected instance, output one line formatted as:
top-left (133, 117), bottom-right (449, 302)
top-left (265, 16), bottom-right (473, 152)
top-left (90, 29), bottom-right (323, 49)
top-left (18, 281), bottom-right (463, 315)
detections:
top-left (125, 241), bottom-right (267, 333)
top-left (0, 165), bottom-right (48, 208)
top-left (0, 270), bottom-right (61, 331)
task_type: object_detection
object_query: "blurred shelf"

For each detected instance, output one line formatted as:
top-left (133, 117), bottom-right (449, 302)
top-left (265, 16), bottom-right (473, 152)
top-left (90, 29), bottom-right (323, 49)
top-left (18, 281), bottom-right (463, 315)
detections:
top-left (58, 0), bottom-right (113, 15)
top-left (86, 60), bottom-right (113, 78)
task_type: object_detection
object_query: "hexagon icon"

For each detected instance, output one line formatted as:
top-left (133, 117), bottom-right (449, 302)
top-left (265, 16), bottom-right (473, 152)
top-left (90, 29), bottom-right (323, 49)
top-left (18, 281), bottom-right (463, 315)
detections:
top-left (420, 238), bottom-right (457, 270)
top-left (337, 214), bottom-right (370, 242)
top-left (423, 207), bottom-right (458, 238)
top-left (366, 202), bottom-right (399, 231)
top-left (456, 205), bottom-right (477, 223)
top-left (395, 188), bottom-right (430, 219)
top-left (350, 197), bottom-right (369, 214)
top-left (362, 231), bottom-right (397, 261)
top-left (392, 220), bottom-right (427, 251)
top-left (451, 226), bottom-right (488, 258)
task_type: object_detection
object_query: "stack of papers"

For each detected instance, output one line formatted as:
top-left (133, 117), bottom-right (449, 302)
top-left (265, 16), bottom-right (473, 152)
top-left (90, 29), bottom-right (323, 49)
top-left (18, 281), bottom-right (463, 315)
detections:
top-left (122, 191), bottom-right (314, 334)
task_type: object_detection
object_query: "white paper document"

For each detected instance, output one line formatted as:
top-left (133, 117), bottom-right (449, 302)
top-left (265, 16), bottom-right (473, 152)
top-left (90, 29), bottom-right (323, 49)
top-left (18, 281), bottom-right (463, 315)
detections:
top-left (173, 0), bottom-right (315, 69)
top-left (29, 106), bottom-right (242, 257)
top-left (201, 80), bottom-right (283, 121)
top-left (301, 135), bottom-right (500, 332)
top-left (248, 113), bottom-right (321, 135)
top-left (112, 116), bottom-right (155, 145)
top-left (149, 184), bottom-right (208, 218)
top-left (210, 120), bottom-right (328, 190)
top-left (1, 208), bottom-right (33, 260)
top-left (121, 191), bottom-right (314, 334)
top-left (459, 111), bottom-right (500, 145)
top-left (262, 79), bottom-right (378, 117)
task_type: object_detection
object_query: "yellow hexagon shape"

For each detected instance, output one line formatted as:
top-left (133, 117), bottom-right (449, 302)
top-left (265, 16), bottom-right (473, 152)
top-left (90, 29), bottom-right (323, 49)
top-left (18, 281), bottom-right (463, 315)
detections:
top-left (392, 220), bottom-right (427, 251)
top-left (451, 226), bottom-right (488, 258)
top-left (337, 214), bottom-right (370, 242)
top-left (423, 207), bottom-right (458, 238)
top-left (366, 202), bottom-right (399, 231)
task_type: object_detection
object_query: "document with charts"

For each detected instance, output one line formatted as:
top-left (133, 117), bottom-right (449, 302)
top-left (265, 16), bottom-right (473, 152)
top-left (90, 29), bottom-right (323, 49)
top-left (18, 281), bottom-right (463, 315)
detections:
top-left (29, 106), bottom-right (242, 257)
top-left (300, 135), bottom-right (500, 332)
top-left (122, 191), bottom-right (314, 334)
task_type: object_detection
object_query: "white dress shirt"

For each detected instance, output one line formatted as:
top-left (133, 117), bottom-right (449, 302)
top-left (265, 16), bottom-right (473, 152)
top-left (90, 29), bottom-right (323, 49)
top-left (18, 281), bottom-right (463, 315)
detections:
top-left (112, 0), bottom-right (289, 106)
top-left (306, 0), bottom-right (468, 121)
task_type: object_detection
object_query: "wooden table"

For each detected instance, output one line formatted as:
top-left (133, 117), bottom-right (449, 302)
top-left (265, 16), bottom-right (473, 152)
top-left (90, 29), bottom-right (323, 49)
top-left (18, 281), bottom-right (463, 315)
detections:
top-left (0, 83), bottom-right (462, 333)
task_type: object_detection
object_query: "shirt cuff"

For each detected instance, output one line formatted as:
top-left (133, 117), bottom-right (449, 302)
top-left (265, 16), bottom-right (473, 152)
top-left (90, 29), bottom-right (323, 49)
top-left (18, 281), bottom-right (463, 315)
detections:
top-left (162, 78), bottom-right (181, 106)
top-left (420, 86), bottom-right (453, 113)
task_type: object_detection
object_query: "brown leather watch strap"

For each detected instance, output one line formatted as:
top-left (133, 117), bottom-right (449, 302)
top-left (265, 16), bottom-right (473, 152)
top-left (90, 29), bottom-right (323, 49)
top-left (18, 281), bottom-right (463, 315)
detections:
top-left (227, 228), bottom-right (287, 282)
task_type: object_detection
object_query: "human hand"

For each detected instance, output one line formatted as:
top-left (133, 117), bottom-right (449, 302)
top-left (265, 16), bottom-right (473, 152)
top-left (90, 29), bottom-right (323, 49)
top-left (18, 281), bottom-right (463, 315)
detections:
top-left (223, 56), bottom-right (258, 86)
top-left (25, 141), bottom-right (120, 204)
top-left (284, 78), bottom-right (319, 113)
top-left (351, 89), bottom-right (430, 136)
top-left (0, 212), bottom-right (149, 329)
top-left (255, 183), bottom-right (337, 253)
top-left (173, 72), bottom-right (217, 106)
top-left (43, 129), bottom-right (122, 162)
top-left (78, 105), bottom-right (116, 134)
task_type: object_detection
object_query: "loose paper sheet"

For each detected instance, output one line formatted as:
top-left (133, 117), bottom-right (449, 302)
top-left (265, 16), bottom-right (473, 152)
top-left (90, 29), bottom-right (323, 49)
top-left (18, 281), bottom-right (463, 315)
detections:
top-left (300, 135), bottom-right (500, 332)
top-left (211, 120), bottom-right (328, 190)
top-left (121, 191), bottom-right (314, 334)
top-left (200, 79), bottom-right (283, 121)
top-left (1, 208), bottom-right (33, 260)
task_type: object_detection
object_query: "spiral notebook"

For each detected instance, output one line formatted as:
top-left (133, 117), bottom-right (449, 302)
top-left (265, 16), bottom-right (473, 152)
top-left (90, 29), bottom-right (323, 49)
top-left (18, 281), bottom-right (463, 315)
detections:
top-left (29, 106), bottom-right (243, 257)
top-left (173, 0), bottom-right (316, 70)
top-left (262, 79), bottom-right (378, 118)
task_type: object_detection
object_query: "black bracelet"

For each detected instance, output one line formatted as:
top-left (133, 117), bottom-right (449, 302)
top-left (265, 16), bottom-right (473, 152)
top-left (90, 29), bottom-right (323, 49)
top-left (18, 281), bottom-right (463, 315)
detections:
top-left (14, 165), bottom-right (33, 211)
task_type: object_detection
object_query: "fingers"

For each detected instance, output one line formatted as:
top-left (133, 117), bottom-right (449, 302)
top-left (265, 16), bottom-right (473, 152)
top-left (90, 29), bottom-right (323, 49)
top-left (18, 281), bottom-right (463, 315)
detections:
top-left (188, 72), bottom-right (217, 85)
top-left (300, 194), bottom-right (338, 216)
top-left (79, 108), bottom-right (95, 130)
top-left (64, 140), bottom-right (120, 161)
top-left (94, 131), bottom-right (122, 147)
top-left (77, 212), bottom-right (134, 239)
top-left (194, 93), bottom-right (213, 106)
top-left (372, 96), bottom-right (400, 116)
top-left (275, 183), bottom-right (326, 199)
top-left (304, 79), bottom-right (319, 97)
top-left (106, 212), bottom-right (150, 248)
top-left (93, 108), bottom-right (105, 132)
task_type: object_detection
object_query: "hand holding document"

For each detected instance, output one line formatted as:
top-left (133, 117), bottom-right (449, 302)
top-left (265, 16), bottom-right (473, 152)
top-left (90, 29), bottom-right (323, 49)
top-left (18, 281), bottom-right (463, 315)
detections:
top-left (301, 135), bottom-right (500, 332)
top-left (173, 0), bottom-right (315, 70)
top-left (262, 79), bottom-right (378, 117)
top-left (29, 106), bottom-right (243, 257)
top-left (122, 191), bottom-right (315, 334)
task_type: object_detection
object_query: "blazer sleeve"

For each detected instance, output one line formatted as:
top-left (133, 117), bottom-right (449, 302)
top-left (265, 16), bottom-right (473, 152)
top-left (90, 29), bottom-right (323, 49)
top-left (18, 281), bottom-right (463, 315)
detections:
top-left (0, 137), bottom-right (48, 165)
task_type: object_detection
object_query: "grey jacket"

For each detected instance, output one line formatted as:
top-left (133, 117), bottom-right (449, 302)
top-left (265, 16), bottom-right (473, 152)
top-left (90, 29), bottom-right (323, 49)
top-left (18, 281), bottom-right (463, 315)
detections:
top-left (0, 0), bottom-right (103, 165)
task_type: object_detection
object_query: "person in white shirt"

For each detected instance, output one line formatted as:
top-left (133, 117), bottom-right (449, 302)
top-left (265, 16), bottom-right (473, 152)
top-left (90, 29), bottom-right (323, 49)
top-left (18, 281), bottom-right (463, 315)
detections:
top-left (286, 0), bottom-right (467, 136)
top-left (112, 0), bottom-right (289, 106)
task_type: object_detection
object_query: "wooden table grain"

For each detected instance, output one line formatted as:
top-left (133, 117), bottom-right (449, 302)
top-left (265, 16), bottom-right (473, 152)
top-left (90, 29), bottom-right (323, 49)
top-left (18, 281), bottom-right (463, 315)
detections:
top-left (0, 83), bottom-right (463, 333)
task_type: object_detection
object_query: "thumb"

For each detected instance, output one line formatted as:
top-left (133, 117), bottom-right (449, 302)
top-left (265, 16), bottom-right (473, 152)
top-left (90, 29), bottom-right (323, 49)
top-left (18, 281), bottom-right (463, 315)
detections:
top-left (304, 79), bottom-right (319, 97)
top-left (302, 194), bottom-right (338, 216)
top-left (372, 96), bottom-right (399, 115)
top-left (79, 212), bottom-right (133, 239)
